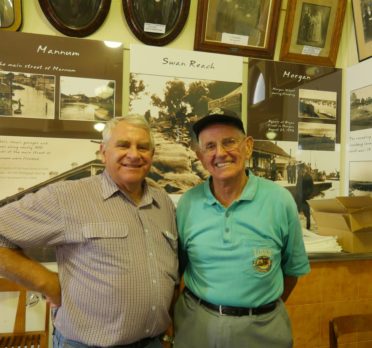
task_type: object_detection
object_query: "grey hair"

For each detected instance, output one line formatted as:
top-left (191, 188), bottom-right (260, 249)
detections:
top-left (101, 115), bottom-right (155, 149)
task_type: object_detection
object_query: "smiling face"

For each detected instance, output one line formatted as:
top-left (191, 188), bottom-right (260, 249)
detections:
top-left (100, 121), bottom-right (154, 194)
top-left (197, 123), bottom-right (253, 185)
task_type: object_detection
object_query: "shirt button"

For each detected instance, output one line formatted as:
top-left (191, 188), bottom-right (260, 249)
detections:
top-left (144, 229), bottom-right (149, 233)
top-left (225, 212), bottom-right (230, 217)
top-left (152, 279), bottom-right (157, 284)
top-left (151, 306), bottom-right (156, 311)
top-left (225, 228), bottom-right (230, 233)
top-left (149, 252), bottom-right (153, 257)
top-left (145, 329), bottom-right (150, 334)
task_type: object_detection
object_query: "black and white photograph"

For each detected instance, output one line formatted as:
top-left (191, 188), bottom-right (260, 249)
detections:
top-left (44, 0), bottom-right (102, 28)
top-left (296, 3), bottom-right (331, 48)
top-left (299, 89), bottom-right (337, 120)
top-left (298, 121), bottom-right (336, 151)
top-left (361, 0), bottom-right (372, 42)
top-left (214, 0), bottom-right (263, 42)
top-left (349, 160), bottom-right (372, 197)
top-left (250, 139), bottom-right (339, 229)
top-left (130, 73), bottom-right (241, 193)
top-left (0, 70), bottom-right (55, 119)
top-left (60, 76), bottom-right (115, 122)
top-left (132, 0), bottom-right (180, 27)
top-left (350, 83), bottom-right (372, 131)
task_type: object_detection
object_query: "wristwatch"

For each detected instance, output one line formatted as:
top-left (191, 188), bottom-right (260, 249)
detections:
top-left (162, 334), bottom-right (174, 344)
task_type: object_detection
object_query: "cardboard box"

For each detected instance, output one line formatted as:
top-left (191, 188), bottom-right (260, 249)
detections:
top-left (309, 196), bottom-right (372, 253)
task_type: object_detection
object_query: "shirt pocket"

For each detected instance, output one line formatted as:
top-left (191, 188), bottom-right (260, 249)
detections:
top-left (243, 240), bottom-right (280, 279)
top-left (80, 223), bottom-right (132, 271)
top-left (161, 229), bottom-right (178, 253)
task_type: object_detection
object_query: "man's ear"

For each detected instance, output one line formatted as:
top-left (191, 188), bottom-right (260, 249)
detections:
top-left (245, 136), bottom-right (254, 159)
top-left (99, 143), bottom-right (106, 163)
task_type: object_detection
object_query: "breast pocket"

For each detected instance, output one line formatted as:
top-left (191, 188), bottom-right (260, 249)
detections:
top-left (81, 222), bottom-right (132, 271)
top-left (244, 240), bottom-right (280, 279)
top-left (161, 230), bottom-right (178, 253)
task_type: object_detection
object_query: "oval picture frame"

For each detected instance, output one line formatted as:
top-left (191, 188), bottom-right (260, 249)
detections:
top-left (38, 0), bottom-right (111, 37)
top-left (122, 0), bottom-right (190, 46)
top-left (0, 0), bottom-right (22, 31)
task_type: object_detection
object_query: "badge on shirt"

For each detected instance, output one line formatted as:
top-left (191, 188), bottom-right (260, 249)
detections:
top-left (252, 248), bottom-right (272, 273)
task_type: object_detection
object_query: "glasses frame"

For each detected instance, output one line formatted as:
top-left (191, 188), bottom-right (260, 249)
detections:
top-left (199, 136), bottom-right (246, 155)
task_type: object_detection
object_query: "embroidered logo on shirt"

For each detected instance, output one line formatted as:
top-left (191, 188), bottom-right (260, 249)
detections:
top-left (253, 249), bottom-right (272, 273)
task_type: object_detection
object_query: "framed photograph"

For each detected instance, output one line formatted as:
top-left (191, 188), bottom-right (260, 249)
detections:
top-left (194, 0), bottom-right (282, 59)
top-left (352, 0), bottom-right (372, 61)
top-left (0, 0), bottom-right (22, 31)
top-left (122, 0), bottom-right (190, 46)
top-left (280, 0), bottom-right (347, 67)
top-left (38, 0), bottom-right (111, 37)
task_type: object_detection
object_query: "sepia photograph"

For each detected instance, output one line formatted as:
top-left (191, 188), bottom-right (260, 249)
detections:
top-left (280, 0), bottom-right (347, 66)
top-left (361, 0), bottom-right (372, 42)
top-left (59, 76), bottom-right (115, 122)
top-left (349, 160), bottom-right (372, 197)
top-left (296, 3), bottom-right (331, 48)
top-left (352, 0), bottom-right (372, 60)
top-left (298, 121), bottom-right (336, 151)
top-left (0, 70), bottom-right (55, 119)
top-left (350, 83), bottom-right (372, 131)
top-left (130, 73), bottom-right (241, 194)
top-left (194, 0), bottom-right (281, 59)
top-left (299, 89), bottom-right (337, 120)
top-left (249, 139), bottom-right (339, 229)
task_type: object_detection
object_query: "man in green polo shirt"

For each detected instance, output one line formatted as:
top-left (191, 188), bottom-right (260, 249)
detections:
top-left (174, 108), bottom-right (310, 348)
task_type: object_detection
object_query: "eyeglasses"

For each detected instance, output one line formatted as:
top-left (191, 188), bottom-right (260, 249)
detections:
top-left (200, 137), bottom-right (245, 155)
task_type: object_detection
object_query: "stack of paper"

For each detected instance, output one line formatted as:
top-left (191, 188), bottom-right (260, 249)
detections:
top-left (302, 228), bottom-right (342, 253)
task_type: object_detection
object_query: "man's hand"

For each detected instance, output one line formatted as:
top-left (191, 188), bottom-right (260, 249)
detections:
top-left (44, 271), bottom-right (61, 307)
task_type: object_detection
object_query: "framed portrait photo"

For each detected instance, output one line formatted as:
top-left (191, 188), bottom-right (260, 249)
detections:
top-left (38, 0), bottom-right (111, 37)
top-left (194, 0), bottom-right (282, 59)
top-left (122, 0), bottom-right (191, 46)
top-left (352, 0), bottom-right (372, 61)
top-left (0, 0), bottom-right (22, 31)
top-left (280, 0), bottom-right (347, 67)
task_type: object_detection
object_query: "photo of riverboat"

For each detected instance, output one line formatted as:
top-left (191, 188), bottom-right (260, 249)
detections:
top-left (0, 70), bottom-right (55, 119)
top-left (299, 89), bottom-right (337, 120)
top-left (298, 121), bottom-right (336, 151)
top-left (60, 76), bottom-right (115, 121)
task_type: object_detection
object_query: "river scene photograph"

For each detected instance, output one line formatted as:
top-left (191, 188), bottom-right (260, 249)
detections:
top-left (0, 70), bottom-right (55, 119)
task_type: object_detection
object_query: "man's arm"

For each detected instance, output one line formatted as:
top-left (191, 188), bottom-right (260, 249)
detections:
top-left (0, 247), bottom-right (61, 306)
top-left (282, 275), bottom-right (298, 302)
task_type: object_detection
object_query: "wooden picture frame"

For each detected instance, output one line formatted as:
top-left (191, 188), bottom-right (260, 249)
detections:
top-left (38, 0), bottom-right (111, 37)
top-left (352, 0), bottom-right (372, 61)
top-left (0, 0), bottom-right (22, 31)
top-left (122, 0), bottom-right (190, 46)
top-left (280, 0), bottom-right (347, 67)
top-left (194, 0), bottom-right (281, 59)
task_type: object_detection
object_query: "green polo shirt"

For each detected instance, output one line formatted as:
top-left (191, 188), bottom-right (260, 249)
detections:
top-left (177, 171), bottom-right (310, 307)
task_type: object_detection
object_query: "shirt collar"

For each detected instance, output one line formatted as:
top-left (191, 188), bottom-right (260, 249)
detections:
top-left (100, 170), bottom-right (158, 207)
top-left (203, 170), bottom-right (258, 205)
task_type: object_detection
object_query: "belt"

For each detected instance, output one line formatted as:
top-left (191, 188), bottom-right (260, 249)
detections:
top-left (114, 336), bottom-right (159, 348)
top-left (184, 287), bottom-right (276, 316)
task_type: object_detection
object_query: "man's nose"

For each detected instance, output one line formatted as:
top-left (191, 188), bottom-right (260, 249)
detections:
top-left (215, 142), bottom-right (228, 155)
top-left (126, 146), bottom-right (140, 157)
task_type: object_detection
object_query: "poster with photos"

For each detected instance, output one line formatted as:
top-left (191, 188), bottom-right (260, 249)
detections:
top-left (346, 58), bottom-right (372, 198)
top-left (0, 30), bottom-right (123, 139)
top-left (130, 44), bottom-right (243, 196)
top-left (247, 59), bottom-right (341, 229)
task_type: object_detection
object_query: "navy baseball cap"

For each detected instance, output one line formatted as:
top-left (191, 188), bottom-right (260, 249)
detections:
top-left (192, 108), bottom-right (245, 139)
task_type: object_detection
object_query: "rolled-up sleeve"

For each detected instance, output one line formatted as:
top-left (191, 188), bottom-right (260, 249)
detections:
top-left (0, 185), bottom-right (65, 249)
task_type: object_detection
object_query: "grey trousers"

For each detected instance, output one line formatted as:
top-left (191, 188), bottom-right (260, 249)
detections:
top-left (174, 292), bottom-right (293, 348)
